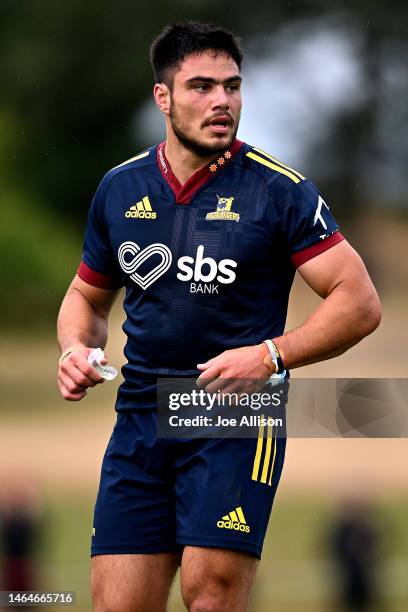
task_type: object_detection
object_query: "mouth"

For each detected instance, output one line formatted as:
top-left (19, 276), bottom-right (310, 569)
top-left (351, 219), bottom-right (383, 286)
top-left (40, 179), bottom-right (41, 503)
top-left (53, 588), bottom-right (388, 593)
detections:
top-left (205, 115), bottom-right (232, 134)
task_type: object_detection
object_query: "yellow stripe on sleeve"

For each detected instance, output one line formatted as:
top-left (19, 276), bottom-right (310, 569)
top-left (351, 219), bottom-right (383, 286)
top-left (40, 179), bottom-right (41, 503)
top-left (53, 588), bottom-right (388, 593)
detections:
top-left (252, 147), bottom-right (305, 180)
top-left (246, 152), bottom-right (301, 184)
top-left (112, 150), bottom-right (150, 169)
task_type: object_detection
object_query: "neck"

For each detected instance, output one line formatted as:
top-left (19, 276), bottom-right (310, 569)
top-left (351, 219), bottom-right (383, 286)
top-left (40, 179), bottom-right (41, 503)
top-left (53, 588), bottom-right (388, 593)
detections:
top-left (164, 129), bottom-right (222, 185)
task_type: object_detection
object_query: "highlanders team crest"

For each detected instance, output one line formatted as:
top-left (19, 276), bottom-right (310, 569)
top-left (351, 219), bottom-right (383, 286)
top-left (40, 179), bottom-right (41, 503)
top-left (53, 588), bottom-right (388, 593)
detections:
top-left (206, 195), bottom-right (240, 222)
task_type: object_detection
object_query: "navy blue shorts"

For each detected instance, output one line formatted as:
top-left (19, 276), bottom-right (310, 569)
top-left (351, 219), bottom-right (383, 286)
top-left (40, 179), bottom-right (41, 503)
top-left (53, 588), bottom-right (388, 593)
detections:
top-left (91, 411), bottom-right (286, 559)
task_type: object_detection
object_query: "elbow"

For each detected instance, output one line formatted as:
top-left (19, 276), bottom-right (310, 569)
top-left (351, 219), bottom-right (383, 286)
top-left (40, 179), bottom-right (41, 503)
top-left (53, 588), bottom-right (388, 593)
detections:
top-left (359, 290), bottom-right (382, 337)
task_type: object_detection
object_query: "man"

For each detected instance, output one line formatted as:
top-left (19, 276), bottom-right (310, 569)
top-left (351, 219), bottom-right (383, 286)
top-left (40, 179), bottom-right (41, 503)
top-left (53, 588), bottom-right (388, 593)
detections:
top-left (57, 21), bottom-right (381, 612)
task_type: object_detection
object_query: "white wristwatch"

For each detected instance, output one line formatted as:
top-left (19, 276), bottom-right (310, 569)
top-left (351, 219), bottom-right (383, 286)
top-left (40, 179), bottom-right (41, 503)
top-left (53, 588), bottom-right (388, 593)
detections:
top-left (263, 339), bottom-right (286, 378)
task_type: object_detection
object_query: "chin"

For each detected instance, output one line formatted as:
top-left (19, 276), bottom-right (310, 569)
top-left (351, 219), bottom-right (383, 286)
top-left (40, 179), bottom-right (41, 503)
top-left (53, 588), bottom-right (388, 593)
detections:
top-left (205, 137), bottom-right (231, 150)
top-left (202, 133), bottom-right (235, 151)
top-left (172, 123), bottom-right (237, 157)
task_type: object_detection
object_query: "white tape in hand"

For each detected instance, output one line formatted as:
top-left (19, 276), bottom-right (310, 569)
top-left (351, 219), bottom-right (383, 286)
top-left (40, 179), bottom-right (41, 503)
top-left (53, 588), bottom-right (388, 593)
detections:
top-left (88, 348), bottom-right (118, 381)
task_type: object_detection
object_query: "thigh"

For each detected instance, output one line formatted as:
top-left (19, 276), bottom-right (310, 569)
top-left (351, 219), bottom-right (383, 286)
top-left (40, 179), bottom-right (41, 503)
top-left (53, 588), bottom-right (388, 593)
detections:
top-left (91, 552), bottom-right (180, 612)
top-left (92, 412), bottom-right (178, 555)
top-left (180, 546), bottom-right (258, 612)
top-left (175, 430), bottom-right (286, 559)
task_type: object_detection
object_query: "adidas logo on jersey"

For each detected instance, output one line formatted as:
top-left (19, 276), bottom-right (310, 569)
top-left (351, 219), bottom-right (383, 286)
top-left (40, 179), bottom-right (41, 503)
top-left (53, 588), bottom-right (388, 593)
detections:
top-left (216, 506), bottom-right (250, 533)
top-left (125, 196), bottom-right (157, 219)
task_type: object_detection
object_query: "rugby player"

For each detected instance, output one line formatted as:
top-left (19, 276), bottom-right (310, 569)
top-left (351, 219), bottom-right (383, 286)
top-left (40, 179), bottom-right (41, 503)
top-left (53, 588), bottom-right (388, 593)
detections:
top-left (57, 21), bottom-right (381, 612)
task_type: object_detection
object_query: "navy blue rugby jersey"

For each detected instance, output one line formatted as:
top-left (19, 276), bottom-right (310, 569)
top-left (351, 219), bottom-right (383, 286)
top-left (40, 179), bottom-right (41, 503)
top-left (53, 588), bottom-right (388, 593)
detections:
top-left (78, 140), bottom-right (344, 410)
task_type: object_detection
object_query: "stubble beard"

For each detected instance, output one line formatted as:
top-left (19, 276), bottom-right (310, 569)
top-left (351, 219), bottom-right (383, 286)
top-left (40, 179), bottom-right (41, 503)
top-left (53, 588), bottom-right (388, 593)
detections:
top-left (169, 101), bottom-right (239, 158)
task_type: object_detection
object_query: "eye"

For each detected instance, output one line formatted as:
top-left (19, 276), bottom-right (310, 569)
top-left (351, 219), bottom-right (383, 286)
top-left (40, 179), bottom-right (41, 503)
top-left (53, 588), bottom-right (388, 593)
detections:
top-left (226, 83), bottom-right (240, 93)
top-left (194, 84), bottom-right (210, 92)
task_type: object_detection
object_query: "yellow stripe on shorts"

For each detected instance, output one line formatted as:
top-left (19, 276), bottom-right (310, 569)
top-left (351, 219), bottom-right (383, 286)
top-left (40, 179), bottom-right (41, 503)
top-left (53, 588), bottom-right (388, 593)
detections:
top-left (251, 416), bottom-right (265, 481)
top-left (268, 431), bottom-right (278, 486)
top-left (252, 421), bottom-right (278, 487)
top-left (260, 424), bottom-right (273, 484)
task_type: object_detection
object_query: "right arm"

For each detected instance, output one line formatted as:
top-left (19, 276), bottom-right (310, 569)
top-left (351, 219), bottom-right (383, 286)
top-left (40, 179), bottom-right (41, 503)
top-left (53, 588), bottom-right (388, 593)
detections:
top-left (57, 275), bottom-right (119, 401)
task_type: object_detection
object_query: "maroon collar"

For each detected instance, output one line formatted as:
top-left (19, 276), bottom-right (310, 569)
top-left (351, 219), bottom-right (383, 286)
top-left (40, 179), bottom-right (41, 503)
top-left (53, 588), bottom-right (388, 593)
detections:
top-left (156, 139), bottom-right (243, 205)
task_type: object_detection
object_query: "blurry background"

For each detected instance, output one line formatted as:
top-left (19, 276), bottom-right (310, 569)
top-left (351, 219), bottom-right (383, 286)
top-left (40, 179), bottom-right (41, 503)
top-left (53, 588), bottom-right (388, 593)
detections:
top-left (0, 0), bottom-right (407, 610)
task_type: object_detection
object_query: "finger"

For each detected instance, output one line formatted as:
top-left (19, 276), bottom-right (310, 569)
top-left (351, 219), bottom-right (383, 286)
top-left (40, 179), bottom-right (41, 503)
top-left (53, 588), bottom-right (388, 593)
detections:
top-left (58, 380), bottom-right (87, 401)
top-left (58, 370), bottom-right (88, 395)
top-left (196, 365), bottom-right (222, 388)
top-left (70, 364), bottom-right (100, 388)
top-left (203, 377), bottom-right (231, 395)
top-left (60, 361), bottom-right (99, 388)
top-left (74, 362), bottom-right (106, 386)
top-left (205, 376), bottom-right (231, 393)
top-left (197, 354), bottom-right (221, 370)
top-left (218, 381), bottom-right (241, 396)
top-left (64, 354), bottom-right (105, 384)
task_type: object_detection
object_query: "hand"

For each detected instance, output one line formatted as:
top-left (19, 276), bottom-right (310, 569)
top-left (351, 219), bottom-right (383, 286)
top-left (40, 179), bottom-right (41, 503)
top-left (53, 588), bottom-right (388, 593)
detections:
top-left (58, 346), bottom-right (106, 401)
top-left (196, 344), bottom-right (274, 395)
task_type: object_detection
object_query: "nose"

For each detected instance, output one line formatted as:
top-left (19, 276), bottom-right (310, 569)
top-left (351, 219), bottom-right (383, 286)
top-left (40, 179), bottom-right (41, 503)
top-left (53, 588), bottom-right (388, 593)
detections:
top-left (212, 84), bottom-right (229, 110)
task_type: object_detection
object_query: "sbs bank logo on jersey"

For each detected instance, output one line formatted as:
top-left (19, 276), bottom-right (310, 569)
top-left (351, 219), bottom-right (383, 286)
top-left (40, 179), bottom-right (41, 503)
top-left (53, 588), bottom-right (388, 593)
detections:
top-left (118, 242), bottom-right (237, 294)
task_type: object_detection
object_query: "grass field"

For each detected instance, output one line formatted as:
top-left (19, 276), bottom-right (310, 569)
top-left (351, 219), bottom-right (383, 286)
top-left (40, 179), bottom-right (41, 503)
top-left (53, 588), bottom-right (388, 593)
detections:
top-left (33, 493), bottom-right (408, 611)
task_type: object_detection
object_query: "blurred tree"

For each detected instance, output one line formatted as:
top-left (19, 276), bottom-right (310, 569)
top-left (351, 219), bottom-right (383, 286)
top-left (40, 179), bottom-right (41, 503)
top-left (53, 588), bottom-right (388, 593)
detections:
top-left (1, 0), bottom-right (407, 328)
top-left (315, 0), bottom-right (408, 218)
top-left (0, 0), bottom-right (347, 223)
top-left (0, 0), bottom-right (246, 224)
top-left (1, 0), bottom-right (406, 223)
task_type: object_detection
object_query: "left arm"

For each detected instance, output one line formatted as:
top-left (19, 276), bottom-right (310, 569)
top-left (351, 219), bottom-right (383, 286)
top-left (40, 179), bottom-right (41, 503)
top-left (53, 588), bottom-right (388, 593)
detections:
top-left (197, 241), bottom-right (381, 390)
top-left (271, 240), bottom-right (381, 368)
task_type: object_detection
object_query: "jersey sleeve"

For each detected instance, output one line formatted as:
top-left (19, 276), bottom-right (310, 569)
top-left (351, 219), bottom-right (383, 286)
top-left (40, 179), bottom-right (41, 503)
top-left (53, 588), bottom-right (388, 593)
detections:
top-left (278, 180), bottom-right (344, 268)
top-left (77, 176), bottom-right (122, 289)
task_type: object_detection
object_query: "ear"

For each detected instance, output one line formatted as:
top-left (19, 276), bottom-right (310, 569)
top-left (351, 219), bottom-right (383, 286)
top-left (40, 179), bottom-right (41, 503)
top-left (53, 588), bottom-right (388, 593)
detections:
top-left (154, 83), bottom-right (171, 115)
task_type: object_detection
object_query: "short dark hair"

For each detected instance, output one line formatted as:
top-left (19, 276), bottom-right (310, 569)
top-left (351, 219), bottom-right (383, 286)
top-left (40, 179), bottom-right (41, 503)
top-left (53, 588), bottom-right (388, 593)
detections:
top-left (150, 21), bottom-right (243, 85)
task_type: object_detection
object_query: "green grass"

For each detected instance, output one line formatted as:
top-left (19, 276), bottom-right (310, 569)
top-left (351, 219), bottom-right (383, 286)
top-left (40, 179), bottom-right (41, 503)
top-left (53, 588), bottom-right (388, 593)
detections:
top-left (38, 494), bottom-right (94, 610)
top-left (30, 493), bottom-right (408, 611)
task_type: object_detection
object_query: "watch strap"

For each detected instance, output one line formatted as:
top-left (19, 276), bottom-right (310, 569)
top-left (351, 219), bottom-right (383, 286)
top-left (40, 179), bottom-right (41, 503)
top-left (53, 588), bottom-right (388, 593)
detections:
top-left (263, 339), bottom-right (285, 374)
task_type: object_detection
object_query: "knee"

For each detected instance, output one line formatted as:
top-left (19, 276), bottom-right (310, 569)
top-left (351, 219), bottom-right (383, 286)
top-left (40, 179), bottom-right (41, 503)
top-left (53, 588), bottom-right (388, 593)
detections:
top-left (187, 596), bottom-right (228, 612)
top-left (182, 572), bottom-right (236, 611)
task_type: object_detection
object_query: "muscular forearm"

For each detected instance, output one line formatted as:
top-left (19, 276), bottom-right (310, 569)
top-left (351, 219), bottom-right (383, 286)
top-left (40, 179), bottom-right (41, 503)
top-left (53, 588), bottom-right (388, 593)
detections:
top-left (57, 276), bottom-right (118, 401)
top-left (57, 285), bottom-right (109, 353)
top-left (198, 242), bottom-right (381, 389)
top-left (274, 281), bottom-right (381, 370)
